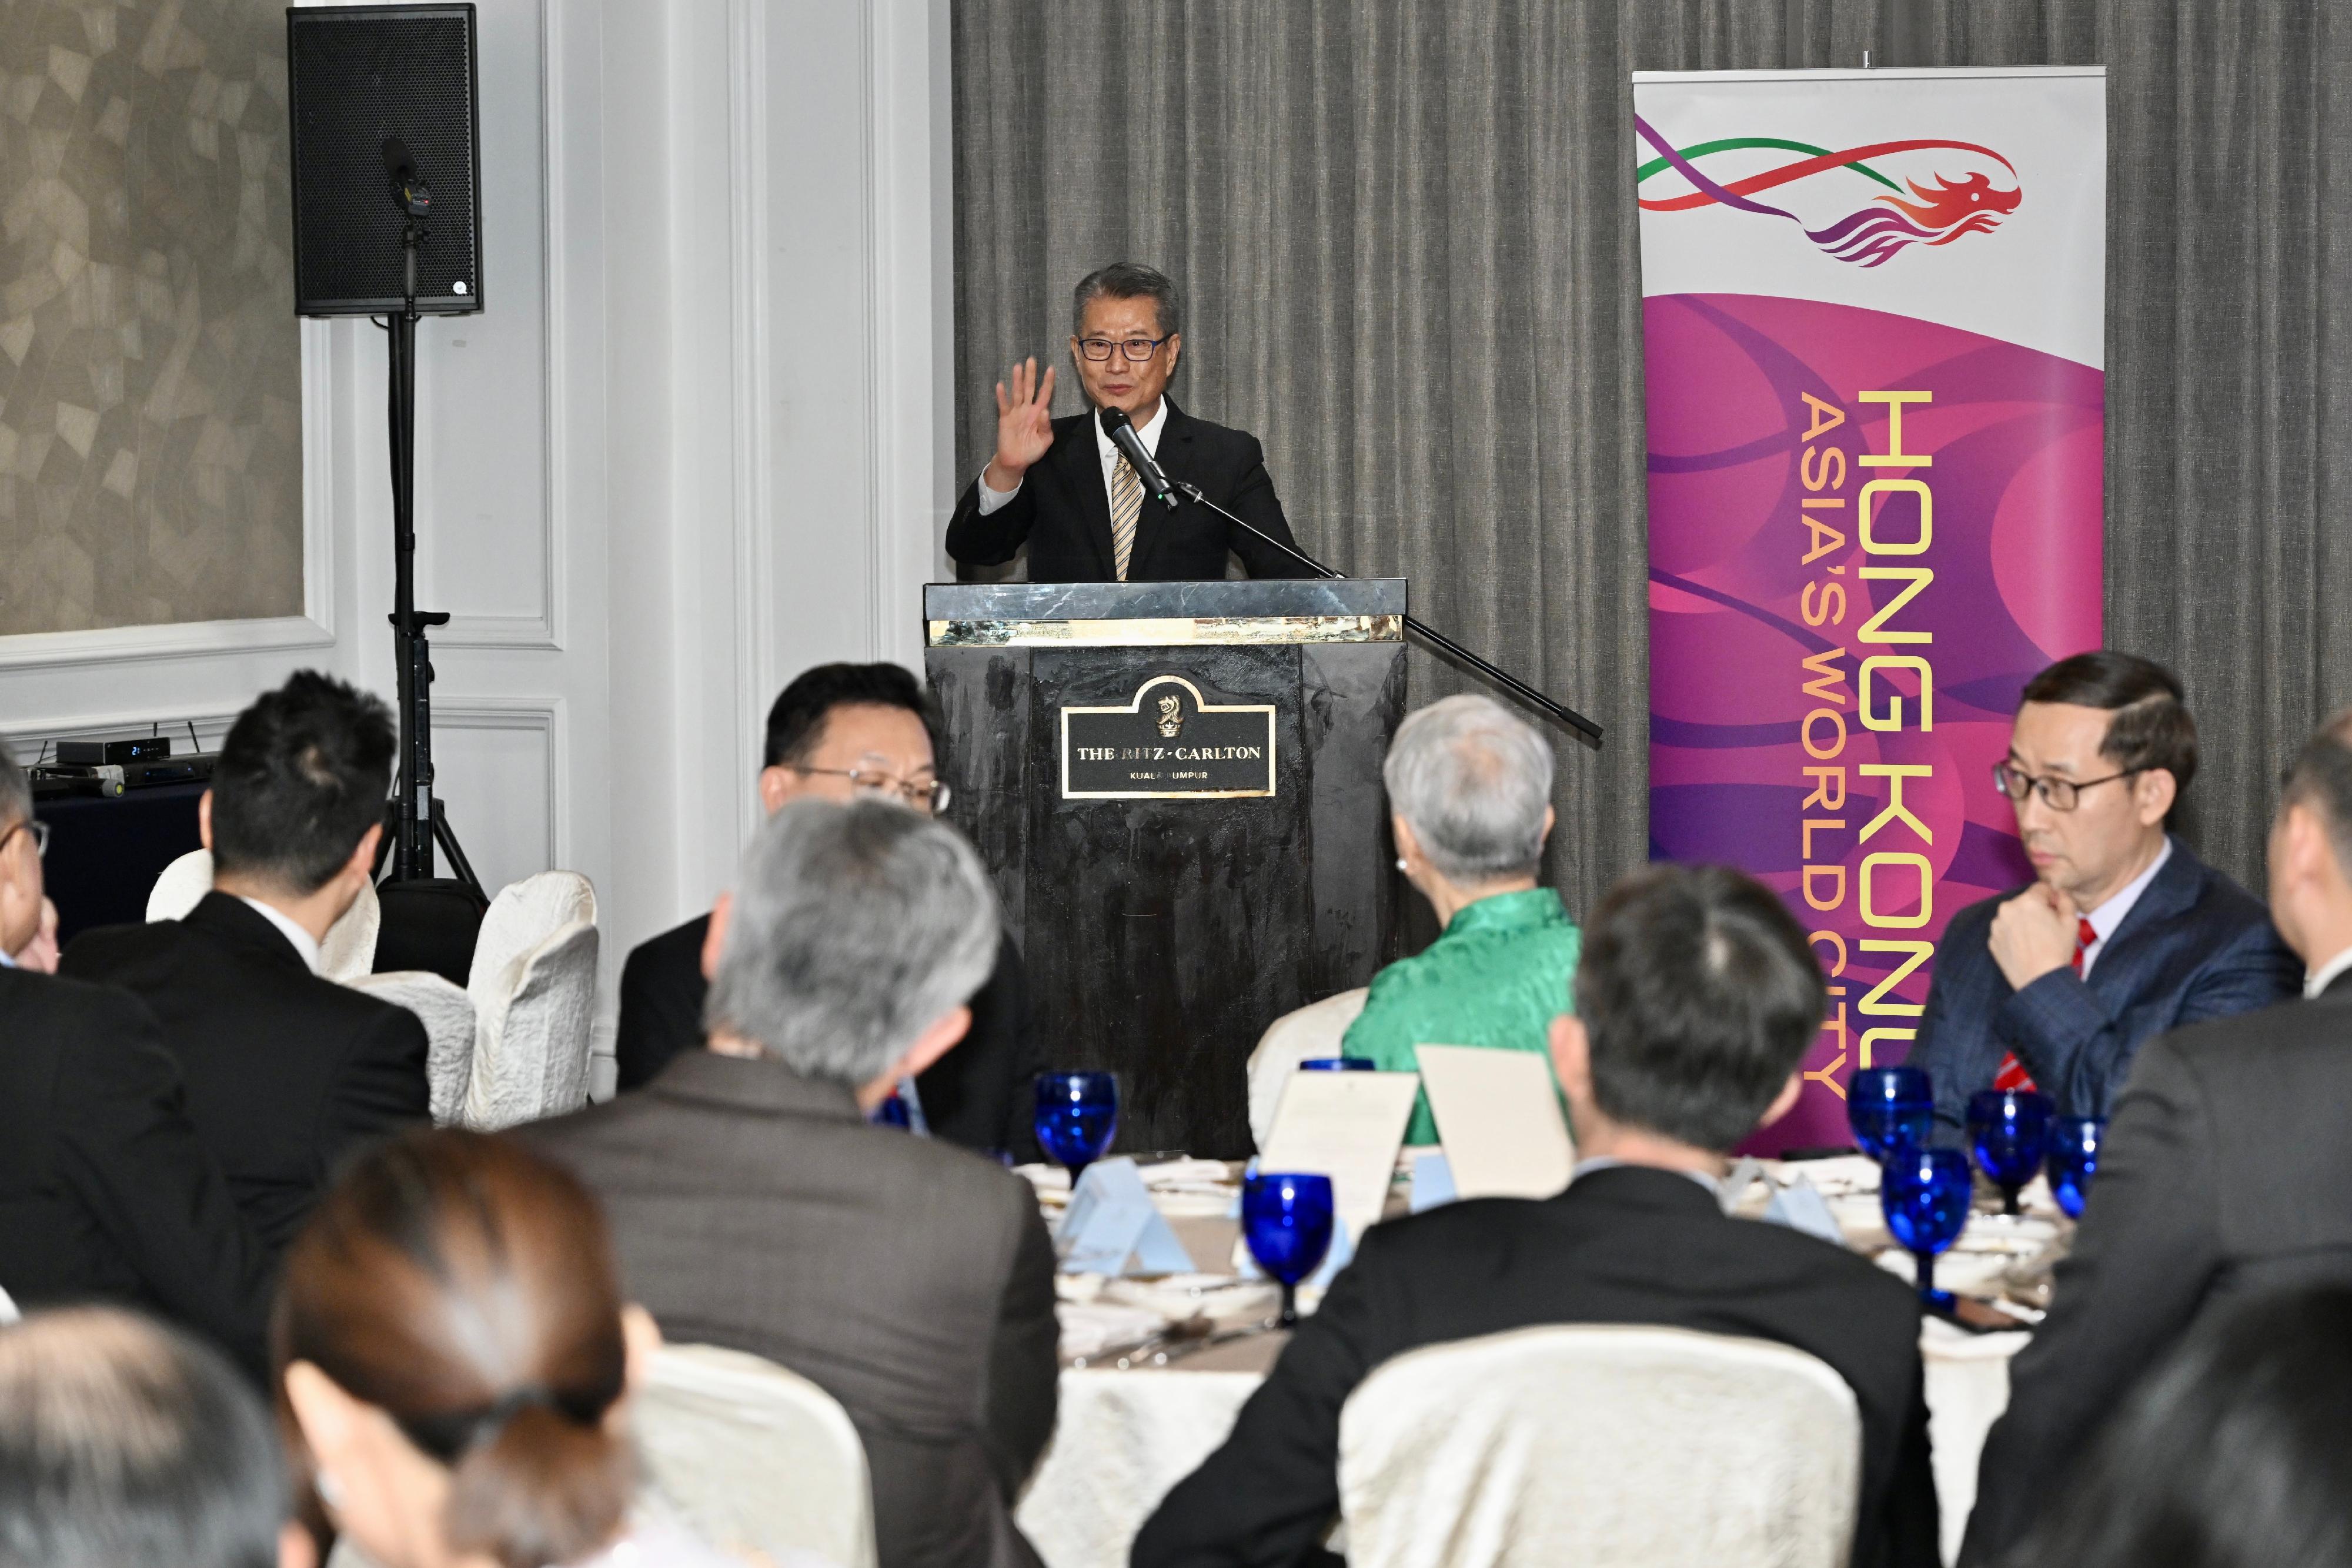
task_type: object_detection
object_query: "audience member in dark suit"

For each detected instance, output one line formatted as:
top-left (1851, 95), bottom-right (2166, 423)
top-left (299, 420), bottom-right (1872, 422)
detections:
top-left (63, 673), bottom-right (428, 1258)
top-left (1964, 710), bottom-right (2352, 1563)
top-left (1905, 653), bottom-right (2296, 1130)
top-left (946, 261), bottom-right (1311, 582)
top-left (0, 747), bottom-right (270, 1375)
top-left (1133, 864), bottom-right (1938, 1568)
top-left (1996, 1285), bottom-right (2352, 1568)
top-left (531, 799), bottom-right (1058, 1568)
top-left (614, 662), bottom-right (1040, 1156)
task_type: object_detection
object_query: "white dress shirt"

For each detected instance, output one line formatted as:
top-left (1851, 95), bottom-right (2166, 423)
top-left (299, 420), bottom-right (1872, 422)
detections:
top-left (975, 398), bottom-right (1170, 518)
top-left (236, 895), bottom-right (323, 976)
top-left (2305, 944), bottom-right (2352, 999)
top-left (2074, 836), bottom-right (2173, 981)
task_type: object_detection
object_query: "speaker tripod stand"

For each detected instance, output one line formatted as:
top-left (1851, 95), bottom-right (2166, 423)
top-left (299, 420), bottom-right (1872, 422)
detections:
top-left (370, 215), bottom-right (484, 901)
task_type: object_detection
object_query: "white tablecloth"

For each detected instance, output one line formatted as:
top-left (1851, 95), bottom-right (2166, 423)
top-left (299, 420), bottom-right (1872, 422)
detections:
top-left (1018, 1153), bottom-right (2047, 1568)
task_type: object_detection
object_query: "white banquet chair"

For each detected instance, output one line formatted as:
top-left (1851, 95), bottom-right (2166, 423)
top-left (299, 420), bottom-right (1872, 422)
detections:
top-left (635, 1342), bottom-right (878, 1568)
top-left (1245, 987), bottom-right (1369, 1146)
top-left (1337, 1323), bottom-right (1862, 1568)
top-left (145, 848), bottom-right (381, 981)
top-left (462, 871), bottom-right (599, 1131)
top-left (345, 971), bottom-right (477, 1125)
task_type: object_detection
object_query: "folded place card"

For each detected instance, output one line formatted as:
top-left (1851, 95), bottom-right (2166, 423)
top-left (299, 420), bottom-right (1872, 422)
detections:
top-left (1763, 1174), bottom-right (1846, 1245)
top-left (1258, 1069), bottom-right (1422, 1245)
top-left (1055, 1157), bottom-right (1197, 1277)
top-left (1415, 1045), bottom-right (1576, 1201)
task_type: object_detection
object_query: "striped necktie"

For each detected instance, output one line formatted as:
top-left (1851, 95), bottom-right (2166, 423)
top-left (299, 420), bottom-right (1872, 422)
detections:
top-left (1992, 916), bottom-right (2096, 1094)
top-left (1110, 453), bottom-right (1142, 582)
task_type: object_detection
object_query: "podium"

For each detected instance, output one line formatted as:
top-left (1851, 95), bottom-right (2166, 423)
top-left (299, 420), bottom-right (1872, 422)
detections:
top-left (926, 580), bottom-right (1409, 1157)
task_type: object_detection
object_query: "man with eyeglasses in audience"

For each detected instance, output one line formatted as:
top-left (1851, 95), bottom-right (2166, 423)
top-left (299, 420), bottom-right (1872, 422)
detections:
top-left (1904, 651), bottom-right (2296, 1131)
top-left (615, 661), bottom-right (1040, 1155)
top-left (0, 746), bottom-right (271, 1376)
top-left (1962, 708), bottom-right (2352, 1562)
top-left (946, 260), bottom-right (1314, 581)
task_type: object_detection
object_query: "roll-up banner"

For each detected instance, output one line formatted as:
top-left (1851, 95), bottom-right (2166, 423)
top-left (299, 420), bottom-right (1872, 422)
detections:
top-left (1633, 69), bottom-right (2107, 1152)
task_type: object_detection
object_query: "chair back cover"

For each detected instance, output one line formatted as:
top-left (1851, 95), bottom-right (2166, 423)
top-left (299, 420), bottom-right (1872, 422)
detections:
top-left (148, 849), bottom-right (382, 979)
top-left (347, 971), bottom-right (478, 1126)
top-left (1245, 987), bottom-right (1369, 1147)
top-left (318, 874), bottom-right (381, 982)
top-left (636, 1342), bottom-right (878, 1568)
top-left (463, 871), bottom-right (600, 1130)
top-left (1337, 1323), bottom-right (1862, 1568)
top-left (145, 848), bottom-right (214, 923)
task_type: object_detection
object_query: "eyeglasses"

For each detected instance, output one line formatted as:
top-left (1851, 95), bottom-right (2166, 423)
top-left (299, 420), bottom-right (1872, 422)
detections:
top-left (1076, 335), bottom-right (1170, 363)
top-left (1991, 761), bottom-right (2139, 813)
top-left (0, 819), bottom-right (48, 859)
top-left (795, 767), bottom-right (952, 814)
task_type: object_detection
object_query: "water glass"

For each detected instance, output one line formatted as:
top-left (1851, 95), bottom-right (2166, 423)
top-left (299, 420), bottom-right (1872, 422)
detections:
top-left (1299, 1057), bottom-right (1377, 1072)
top-left (1967, 1089), bottom-right (2054, 1215)
top-left (1242, 1171), bottom-right (1336, 1327)
top-left (1881, 1146), bottom-right (1974, 1306)
top-left (2046, 1115), bottom-right (2105, 1219)
top-left (1034, 1071), bottom-right (1119, 1186)
top-left (1848, 1066), bottom-right (1935, 1162)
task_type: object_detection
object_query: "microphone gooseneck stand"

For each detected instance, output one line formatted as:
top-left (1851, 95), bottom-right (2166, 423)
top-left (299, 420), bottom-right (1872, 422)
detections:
top-left (1095, 405), bottom-right (1602, 744)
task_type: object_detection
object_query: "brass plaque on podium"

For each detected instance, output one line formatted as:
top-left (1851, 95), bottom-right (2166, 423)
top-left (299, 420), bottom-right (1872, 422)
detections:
top-left (1060, 675), bottom-right (1278, 800)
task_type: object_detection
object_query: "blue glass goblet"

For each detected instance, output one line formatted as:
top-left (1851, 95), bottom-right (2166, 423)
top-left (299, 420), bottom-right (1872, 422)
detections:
top-left (1243, 1171), bottom-right (1336, 1328)
top-left (1299, 1057), bottom-right (1377, 1072)
top-left (1967, 1089), bottom-right (2054, 1215)
top-left (1848, 1066), bottom-right (1935, 1162)
top-left (1034, 1071), bottom-right (1119, 1188)
top-left (1881, 1146), bottom-right (1975, 1308)
top-left (2046, 1115), bottom-right (2105, 1220)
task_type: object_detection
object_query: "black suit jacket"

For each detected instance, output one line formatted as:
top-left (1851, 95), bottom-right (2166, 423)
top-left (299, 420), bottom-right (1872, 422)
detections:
top-left (0, 967), bottom-right (272, 1375)
top-left (63, 893), bottom-right (430, 1256)
top-left (1903, 839), bottom-right (2298, 1129)
top-left (1132, 1166), bottom-right (1939, 1568)
top-left (614, 912), bottom-right (1041, 1158)
top-left (1962, 972), bottom-right (2352, 1561)
top-left (944, 399), bottom-right (1314, 581)
top-left (525, 1051), bottom-right (1060, 1568)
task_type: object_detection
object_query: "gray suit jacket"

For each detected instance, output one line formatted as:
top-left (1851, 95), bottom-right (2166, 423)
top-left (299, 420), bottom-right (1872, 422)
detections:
top-left (524, 1051), bottom-right (1060, 1568)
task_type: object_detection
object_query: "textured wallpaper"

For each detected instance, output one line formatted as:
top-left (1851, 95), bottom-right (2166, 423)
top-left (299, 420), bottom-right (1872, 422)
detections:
top-left (0, 0), bottom-right (302, 637)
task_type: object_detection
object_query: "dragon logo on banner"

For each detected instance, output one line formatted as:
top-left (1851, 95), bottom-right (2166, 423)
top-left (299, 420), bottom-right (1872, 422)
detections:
top-left (1633, 119), bottom-right (2022, 267)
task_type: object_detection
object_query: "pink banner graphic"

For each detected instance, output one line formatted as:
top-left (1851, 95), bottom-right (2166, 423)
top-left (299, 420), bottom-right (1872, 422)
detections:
top-left (1644, 293), bottom-right (2103, 1152)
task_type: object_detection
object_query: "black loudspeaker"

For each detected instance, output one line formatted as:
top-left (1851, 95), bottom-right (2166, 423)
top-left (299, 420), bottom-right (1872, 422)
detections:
top-left (286, 4), bottom-right (483, 317)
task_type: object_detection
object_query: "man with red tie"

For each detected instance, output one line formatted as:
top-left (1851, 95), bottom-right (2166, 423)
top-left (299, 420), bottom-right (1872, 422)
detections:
top-left (1904, 652), bottom-right (2298, 1133)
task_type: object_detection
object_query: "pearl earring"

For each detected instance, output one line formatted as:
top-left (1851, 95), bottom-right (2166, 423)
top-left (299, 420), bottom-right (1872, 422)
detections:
top-left (1395, 857), bottom-right (1408, 872)
top-left (315, 1471), bottom-right (346, 1510)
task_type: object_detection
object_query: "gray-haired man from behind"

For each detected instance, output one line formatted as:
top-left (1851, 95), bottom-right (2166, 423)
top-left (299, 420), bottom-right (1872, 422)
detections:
top-left (0, 1307), bottom-right (310, 1568)
top-left (526, 799), bottom-right (1059, 1568)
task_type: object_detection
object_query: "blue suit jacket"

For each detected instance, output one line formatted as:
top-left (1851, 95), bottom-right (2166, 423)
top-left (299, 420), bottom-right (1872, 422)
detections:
top-left (1903, 838), bottom-right (2298, 1130)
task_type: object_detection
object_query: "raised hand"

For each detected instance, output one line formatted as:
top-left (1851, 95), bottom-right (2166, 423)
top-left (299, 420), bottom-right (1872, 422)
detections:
top-left (985, 357), bottom-right (1057, 490)
top-left (1989, 881), bottom-right (2082, 992)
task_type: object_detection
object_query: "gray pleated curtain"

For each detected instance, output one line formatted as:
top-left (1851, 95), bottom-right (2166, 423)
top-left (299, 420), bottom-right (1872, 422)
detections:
top-left (952, 0), bottom-right (2352, 913)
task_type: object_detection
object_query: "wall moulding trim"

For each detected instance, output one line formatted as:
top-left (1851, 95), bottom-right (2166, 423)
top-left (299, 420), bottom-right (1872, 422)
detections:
top-left (432, 697), bottom-right (570, 876)
top-left (434, 0), bottom-right (567, 656)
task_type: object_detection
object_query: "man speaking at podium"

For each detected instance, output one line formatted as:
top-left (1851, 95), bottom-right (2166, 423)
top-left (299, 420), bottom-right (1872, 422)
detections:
top-left (946, 262), bottom-right (1314, 581)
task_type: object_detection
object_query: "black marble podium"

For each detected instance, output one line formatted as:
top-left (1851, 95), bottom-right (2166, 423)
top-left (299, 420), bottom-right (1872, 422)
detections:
top-left (925, 580), bottom-right (1409, 1158)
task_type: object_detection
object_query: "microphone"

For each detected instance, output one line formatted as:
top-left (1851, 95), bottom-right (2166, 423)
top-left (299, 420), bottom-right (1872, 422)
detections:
top-left (1098, 406), bottom-right (1178, 507)
top-left (382, 137), bottom-right (433, 219)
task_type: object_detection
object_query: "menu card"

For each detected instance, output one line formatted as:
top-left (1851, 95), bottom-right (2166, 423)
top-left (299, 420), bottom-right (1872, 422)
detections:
top-left (1416, 1045), bottom-right (1575, 1200)
top-left (1258, 1069), bottom-right (1422, 1245)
